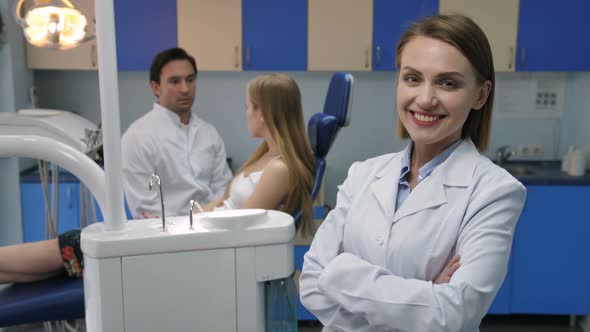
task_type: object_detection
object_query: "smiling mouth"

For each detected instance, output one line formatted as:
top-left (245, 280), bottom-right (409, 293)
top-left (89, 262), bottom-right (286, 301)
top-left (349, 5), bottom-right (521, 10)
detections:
top-left (410, 111), bottom-right (445, 123)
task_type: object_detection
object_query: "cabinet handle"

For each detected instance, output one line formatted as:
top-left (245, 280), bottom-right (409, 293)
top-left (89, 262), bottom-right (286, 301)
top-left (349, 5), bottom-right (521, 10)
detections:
top-left (376, 46), bottom-right (381, 67)
top-left (91, 44), bottom-right (97, 68)
top-left (520, 47), bottom-right (526, 69)
top-left (365, 47), bottom-right (370, 69)
top-left (246, 46), bottom-right (251, 68)
top-left (67, 187), bottom-right (73, 208)
top-left (508, 47), bottom-right (514, 70)
top-left (234, 46), bottom-right (240, 69)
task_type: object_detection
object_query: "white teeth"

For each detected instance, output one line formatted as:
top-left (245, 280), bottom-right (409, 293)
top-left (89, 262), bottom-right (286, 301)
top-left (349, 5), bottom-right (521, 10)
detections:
top-left (413, 113), bottom-right (439, 122)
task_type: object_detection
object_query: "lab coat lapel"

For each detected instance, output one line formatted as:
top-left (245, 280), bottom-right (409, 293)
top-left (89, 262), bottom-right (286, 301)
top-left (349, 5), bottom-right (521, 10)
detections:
top-left (392, 175), bottom-right (446, 222)
top-left (370, 154), bottom-right (402, 219)
top-left (392, 138), bottom-right (479, 222)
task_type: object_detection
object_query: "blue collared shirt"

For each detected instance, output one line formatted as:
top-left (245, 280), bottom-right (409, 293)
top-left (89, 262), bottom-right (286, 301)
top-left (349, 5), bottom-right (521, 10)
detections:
top-left (396, 139), bottom-right (463, 210)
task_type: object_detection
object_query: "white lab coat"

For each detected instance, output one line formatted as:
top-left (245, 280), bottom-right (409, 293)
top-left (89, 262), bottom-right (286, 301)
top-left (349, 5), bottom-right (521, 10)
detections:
top-left (121, 103), bottom-right (232, 218)
top-left (300, 138), bottom-right (526, 332)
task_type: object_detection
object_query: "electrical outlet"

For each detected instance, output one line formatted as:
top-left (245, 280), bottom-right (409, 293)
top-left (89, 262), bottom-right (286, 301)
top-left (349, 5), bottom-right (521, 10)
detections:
top-left (535, 91), bottom-right (558, 111)
top-left (531, 144), bottom-right (544, 158)
top-left (517, 144), bottom-right (544, 158)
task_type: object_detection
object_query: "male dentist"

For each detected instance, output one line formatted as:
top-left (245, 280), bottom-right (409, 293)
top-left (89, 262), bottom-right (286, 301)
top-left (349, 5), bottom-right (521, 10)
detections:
top-left (122, 48), bottom-right (232, 218)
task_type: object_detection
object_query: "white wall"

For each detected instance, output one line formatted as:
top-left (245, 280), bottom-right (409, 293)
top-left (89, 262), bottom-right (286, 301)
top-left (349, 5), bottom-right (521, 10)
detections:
top-left (568, 73), bottom-right (590, 163)
top-left (33, 69), bottom-right (590, 206)
top-left (0, 3), bottom-right (33, 245)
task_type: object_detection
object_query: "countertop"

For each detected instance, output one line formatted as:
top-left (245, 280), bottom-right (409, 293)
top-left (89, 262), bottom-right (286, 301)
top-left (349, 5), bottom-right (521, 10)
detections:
top-left (499, 160), bottom-right (590, 186)
top-left (20, 168), bottom-right (80, 183)
top-left (20, 161), bottom-right (590, 186)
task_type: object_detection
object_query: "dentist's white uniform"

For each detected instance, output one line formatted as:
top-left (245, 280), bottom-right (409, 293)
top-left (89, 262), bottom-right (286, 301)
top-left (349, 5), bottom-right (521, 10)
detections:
top-left (300, 139), bottom-right (526, 332)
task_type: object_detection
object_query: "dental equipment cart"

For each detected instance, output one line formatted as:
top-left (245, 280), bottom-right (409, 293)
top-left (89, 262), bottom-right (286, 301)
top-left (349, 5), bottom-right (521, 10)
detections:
top-left (82, 209), bottom-right (295, 332)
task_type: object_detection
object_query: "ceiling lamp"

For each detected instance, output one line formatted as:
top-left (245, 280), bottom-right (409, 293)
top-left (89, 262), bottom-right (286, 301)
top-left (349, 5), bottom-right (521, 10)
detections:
top-left (14, 0), bottom-right (94, 50)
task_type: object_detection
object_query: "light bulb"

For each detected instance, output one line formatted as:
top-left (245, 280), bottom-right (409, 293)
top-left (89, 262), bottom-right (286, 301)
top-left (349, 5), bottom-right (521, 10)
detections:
top-left (23, 5), bottom-right (88, 50)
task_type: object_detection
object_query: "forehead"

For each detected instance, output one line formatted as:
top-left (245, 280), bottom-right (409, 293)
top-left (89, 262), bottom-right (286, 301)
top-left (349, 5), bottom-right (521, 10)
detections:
top-left (400, 36), bottom-right (474, 76)
top-left (160, 59), bottom-right (195, 79)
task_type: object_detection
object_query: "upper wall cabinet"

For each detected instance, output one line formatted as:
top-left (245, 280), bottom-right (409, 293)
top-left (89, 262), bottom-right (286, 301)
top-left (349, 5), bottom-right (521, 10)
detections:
top-left (26, 0), bottom-right (98, 70)
top-left (440, 0), bottom-right (519, 72)
top-left (115, 0), bottom-right (177, 71)
top-left (242, 0), bottom-right (307, 71)
top-left (308, 0), bottom-right (373, 71)
top-left (373, 0), bottom-right (438, 71)
top-left (517, 0), bottom-right (590, 71)
top-left (177, 0), bottom-right (242, 71)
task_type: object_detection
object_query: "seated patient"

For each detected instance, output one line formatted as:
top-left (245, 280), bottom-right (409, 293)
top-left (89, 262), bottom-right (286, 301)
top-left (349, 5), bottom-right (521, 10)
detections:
top-left (0, 74), bottom-right (315, 283)
top-left (204, 74), bottom-right (315, 226)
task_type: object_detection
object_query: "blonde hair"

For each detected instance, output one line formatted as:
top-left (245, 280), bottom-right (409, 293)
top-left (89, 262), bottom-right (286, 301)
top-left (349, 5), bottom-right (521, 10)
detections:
top-left (237, 74), bottom-right (316, 237)
top-left (395, 14), bottom-right (495, 151)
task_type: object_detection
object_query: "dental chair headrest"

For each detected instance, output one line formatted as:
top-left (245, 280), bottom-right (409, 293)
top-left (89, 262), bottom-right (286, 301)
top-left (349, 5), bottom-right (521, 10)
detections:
top-left (323, 72), bottom-right (353, 128)
top-left (308, 113), bottom-right (339, 159)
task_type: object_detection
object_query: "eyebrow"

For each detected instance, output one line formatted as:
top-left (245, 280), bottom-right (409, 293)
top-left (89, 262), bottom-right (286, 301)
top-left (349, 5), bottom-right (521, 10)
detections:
top-left (167, 73), bottom-right (196, 81)
top-left (401, 66), bottom-right (465, 78)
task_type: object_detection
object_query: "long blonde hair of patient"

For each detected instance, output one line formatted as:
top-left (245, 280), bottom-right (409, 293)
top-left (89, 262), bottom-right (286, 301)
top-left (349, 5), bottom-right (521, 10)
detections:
top-left (238, 74), bottom-right (316, 237)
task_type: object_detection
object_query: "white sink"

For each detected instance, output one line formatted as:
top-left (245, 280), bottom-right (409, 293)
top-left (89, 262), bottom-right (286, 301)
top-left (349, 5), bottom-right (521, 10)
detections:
top-left (195, 209), bottom-right (268, 230)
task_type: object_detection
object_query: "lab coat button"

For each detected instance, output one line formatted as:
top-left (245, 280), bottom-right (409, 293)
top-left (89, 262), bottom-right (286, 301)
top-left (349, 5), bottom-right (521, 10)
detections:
top-left (376, 237), bottom-right (384, 245)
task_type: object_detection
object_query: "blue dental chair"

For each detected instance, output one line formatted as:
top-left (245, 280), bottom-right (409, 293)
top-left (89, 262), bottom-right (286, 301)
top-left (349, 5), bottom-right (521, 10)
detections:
top-left (294, 72), bottom-right (354, 230)
top-left (0, 200), bottom-right (132, 327)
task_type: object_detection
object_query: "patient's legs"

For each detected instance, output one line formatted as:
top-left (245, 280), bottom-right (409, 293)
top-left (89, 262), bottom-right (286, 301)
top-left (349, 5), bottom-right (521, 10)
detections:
top-left (0, 239), bottom-right (63, 283)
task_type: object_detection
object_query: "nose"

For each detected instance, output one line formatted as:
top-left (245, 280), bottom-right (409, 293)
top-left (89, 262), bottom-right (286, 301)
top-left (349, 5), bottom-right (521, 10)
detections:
top-left (416, 84), bottom-right (438, 109)
top-left (179, 80), bottom-right (190, 94)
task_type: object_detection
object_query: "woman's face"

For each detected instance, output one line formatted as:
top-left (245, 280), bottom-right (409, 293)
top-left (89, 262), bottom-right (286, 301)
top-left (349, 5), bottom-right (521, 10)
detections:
top-left (246, 94), bottom-right (265, 138)
top-left (396, 36), bottom-right (490, 150)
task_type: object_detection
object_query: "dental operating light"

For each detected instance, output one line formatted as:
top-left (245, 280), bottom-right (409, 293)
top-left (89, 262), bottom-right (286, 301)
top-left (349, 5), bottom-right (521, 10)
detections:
top-left (14, 0), bottom-right (94, 50)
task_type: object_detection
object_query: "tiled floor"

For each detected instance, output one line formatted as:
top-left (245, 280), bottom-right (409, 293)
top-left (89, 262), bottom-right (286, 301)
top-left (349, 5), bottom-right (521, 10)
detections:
top-left (3, 315), bottom-right (585, 332)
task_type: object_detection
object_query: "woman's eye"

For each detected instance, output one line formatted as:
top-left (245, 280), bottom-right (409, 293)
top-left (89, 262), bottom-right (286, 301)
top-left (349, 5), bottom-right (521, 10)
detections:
top-left (440, 80), bottom-right (457, 88)
top-left (404, 75), bottom-right (420, 83)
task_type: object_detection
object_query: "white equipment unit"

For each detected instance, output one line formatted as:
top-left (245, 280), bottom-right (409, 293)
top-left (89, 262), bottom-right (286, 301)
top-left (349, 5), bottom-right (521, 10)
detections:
top-left (0, 109), bottom-right (98, 153)
top-left (82, 209), bottom-right (295, 332)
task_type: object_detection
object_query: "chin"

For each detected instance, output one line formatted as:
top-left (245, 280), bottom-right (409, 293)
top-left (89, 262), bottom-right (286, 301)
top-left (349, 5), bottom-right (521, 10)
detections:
top-left (406, 130), bottom-right (444, 146)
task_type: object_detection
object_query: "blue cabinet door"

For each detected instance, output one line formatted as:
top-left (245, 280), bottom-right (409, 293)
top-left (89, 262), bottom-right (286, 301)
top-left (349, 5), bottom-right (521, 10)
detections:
top-left (115, 0), bottom-right (177, 71)
top-left (517, 0), bottom-right (590, 71)
top-left (294, 245), bottom-right (317, 321)
top-left (57, 183), bottom-right (80, 234)
top-left (21, 183), bottom-right (47, 242)
top-left (511, 186), bottom-right (590, 314)
top-left (242, 0), bottom-right (307, 70)
top-left (373, 0), bottom-right (438, 71)
top-left (21, 183), bottom-right (80, 242)
top-left (487, 257), bottom-right (512, 314)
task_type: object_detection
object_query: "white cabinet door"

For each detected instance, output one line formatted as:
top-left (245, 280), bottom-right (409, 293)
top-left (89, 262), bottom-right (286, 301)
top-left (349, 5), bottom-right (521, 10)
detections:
top-left (122, 248), bottom-right (237, 332)
top-left (177, 0), bottom-right (242, 71)
top-left (308, 0), bottom-right (373, 71)
top-left (440, 0), bottom-right (520, 72)
top-left (26, 0), bottom-right (98, 70)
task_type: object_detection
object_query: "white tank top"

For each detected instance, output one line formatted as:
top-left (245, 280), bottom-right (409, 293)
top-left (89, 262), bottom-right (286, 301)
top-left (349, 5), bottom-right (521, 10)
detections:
top-left (215, 156), bottom-right (280, 210)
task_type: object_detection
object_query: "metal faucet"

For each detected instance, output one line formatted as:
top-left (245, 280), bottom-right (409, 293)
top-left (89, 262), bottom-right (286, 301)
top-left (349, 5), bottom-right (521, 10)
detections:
top-left (148, 173), bottom-right (166, 231)
top-left (495, 145), bottom-right (513, 165)
top-left (189, 199), bottom-right (195, 229)
top-left (188, 199), bottom-right (205, 230)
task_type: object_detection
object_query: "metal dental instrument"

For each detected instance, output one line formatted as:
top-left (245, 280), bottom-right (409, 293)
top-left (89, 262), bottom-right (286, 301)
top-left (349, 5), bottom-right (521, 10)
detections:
top-left (148, 173), bottom-right (166, 231)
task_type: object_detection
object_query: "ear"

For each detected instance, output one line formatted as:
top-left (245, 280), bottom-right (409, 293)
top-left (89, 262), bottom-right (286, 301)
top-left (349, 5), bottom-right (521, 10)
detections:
top-left (472, 80), bottom-right (492, 111)
top-left (150, 81), bottom-right (161, 99)
top-left (254, 108), bottom-right (264, 122)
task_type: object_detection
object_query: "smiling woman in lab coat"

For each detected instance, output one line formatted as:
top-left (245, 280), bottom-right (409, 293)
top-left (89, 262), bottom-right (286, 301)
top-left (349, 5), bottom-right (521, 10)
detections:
top-left (299, 14), bottom-right (527, 332)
